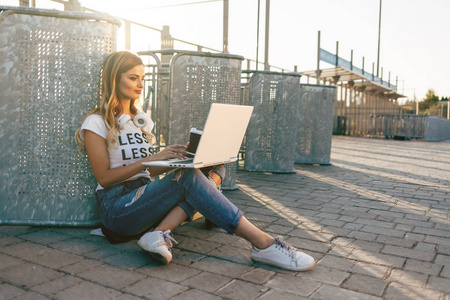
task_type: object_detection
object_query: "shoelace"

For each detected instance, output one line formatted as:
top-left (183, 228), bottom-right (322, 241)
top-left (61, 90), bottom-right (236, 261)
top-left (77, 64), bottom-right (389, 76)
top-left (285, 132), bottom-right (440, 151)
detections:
top-left (160, 230), bottom-right (178, 249)
top-left (274, 237), bottom-right (297, 259)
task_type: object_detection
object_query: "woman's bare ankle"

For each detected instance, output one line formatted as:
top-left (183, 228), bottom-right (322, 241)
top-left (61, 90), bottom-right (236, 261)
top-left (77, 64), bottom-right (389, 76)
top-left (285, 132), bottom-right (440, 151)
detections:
top-left (253, 236), bottom-right (276, 249)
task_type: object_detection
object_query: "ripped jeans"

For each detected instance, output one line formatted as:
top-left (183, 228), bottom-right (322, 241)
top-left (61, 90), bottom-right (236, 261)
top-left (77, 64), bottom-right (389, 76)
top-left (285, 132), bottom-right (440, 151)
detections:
top-left (95, 165), bottom-right (244, 237)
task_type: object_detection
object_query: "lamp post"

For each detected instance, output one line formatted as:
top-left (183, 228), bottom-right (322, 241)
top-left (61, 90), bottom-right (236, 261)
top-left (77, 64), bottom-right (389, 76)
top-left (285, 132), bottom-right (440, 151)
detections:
top-left (376, 0), bottom-right (382, 77)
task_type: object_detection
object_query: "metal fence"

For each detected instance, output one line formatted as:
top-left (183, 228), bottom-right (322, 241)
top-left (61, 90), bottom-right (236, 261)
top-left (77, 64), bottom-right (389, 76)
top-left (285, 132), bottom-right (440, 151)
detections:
top-left (295, 84), bottom-right (336, 165)
top-left (139, 50), bottom-right (244, 190)
top-left (240, 71), bottom-right (301, 173)
top-left (0, 6), bottom-right (119, 226)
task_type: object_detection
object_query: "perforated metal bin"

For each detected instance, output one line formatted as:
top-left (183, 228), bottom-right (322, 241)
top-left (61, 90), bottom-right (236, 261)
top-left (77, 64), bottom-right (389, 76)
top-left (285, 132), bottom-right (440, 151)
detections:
top-left (138, 50), bottom-right (244, 190)
top-left (0, 6), bottom-right (119, 226)
top-left (242, 71), bottom-right (302, 173)
top-left (294, 84), bottom-right (336, 165)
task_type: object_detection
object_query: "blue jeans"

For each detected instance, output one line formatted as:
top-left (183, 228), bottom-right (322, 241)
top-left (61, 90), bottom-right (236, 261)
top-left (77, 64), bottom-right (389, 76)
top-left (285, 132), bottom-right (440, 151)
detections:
top-left (95, 166), bottom-right (243, 237)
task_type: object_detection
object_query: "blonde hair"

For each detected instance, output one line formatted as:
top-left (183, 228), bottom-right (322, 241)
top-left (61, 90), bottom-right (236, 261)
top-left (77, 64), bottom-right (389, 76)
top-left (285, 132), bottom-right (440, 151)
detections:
top-left (75, 51), bottom-right (152, 152)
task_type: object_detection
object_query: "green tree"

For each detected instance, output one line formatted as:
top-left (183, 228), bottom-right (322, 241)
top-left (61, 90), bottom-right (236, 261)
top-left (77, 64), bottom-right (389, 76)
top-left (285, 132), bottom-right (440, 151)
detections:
top-left (424, 89), bottom-right (439, 103)
top-left (419, 89), bottom-right (440, 114)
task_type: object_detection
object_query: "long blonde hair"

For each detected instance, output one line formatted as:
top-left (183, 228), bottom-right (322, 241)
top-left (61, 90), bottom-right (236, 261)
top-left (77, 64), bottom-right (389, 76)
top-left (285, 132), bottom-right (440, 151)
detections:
top-left (75, 51), bottom-right (149, 152)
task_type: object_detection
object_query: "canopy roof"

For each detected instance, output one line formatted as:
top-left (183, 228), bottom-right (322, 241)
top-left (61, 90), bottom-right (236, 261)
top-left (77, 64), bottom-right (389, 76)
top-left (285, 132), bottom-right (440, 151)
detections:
top-left (302, 66), bottom-right (404, 99)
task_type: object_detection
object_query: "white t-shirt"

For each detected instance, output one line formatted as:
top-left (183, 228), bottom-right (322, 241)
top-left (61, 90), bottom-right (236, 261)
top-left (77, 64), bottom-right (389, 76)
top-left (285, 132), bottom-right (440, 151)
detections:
top-left (80, 114), bottom-right (154, 190)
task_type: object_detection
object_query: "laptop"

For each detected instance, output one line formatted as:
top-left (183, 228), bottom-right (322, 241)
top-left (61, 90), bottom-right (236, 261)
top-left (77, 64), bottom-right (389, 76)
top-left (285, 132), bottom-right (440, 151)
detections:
top-left (142, 103), bottom-right (254, 168)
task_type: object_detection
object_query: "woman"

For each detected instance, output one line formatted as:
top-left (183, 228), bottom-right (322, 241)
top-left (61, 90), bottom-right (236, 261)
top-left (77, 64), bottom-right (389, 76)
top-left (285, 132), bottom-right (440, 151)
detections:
top-left (75, 51), bottom-right (315, 271)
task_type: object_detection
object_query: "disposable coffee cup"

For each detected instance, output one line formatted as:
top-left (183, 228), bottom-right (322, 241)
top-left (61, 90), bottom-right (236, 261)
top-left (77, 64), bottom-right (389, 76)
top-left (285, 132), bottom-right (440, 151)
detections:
top-left (186, 128), bottom-right (202, 157)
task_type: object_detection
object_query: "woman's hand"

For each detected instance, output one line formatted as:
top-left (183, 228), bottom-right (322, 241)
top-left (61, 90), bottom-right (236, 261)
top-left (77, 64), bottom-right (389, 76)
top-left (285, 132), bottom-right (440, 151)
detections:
top-left (147, 144), bottom-right (188, 161)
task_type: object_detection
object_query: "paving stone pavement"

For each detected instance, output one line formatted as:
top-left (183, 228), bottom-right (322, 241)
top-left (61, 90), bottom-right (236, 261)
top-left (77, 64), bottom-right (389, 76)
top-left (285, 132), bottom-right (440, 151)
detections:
top-left (1, 136), bottom-right (449, 299)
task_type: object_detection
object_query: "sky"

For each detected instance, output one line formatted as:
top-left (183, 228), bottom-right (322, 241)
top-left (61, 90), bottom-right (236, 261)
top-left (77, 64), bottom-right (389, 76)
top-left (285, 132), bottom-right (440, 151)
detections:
top-left (2, 0), bottom-right (450, 102)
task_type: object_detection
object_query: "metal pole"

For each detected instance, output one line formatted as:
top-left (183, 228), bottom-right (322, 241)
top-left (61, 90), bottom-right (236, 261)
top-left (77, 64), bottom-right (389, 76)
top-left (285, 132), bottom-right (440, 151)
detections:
top-left (377, 0), bottom-right (382, 77)
top-left (124, 20), bottom-right (131, 50)
top-left (316, 31), bottom-right (321, 84)
top-left (335, 41), bottom-right (339, 66)
top-left (256, 0), bottom-right (261, 70)
top-left (223, 0), bottom-right (229, 53)
top-left (264, 0), bottom-right (270, 70)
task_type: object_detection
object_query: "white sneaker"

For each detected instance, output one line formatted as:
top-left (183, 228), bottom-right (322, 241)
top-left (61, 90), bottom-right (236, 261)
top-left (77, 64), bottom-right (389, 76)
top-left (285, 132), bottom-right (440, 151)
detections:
top-left (138, 230), bottom-right (178, 264)
top-left (251, 237), bottom-right (316, 271)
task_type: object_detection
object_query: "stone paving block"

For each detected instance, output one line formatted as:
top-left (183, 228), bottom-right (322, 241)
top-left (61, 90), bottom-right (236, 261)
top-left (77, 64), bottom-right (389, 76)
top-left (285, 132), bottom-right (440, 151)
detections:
top-left (53, 281), bottom-right (121, 300)
top-left (381, 244), bottom-right (436, 262)
top-left (355, 217), bottom-right (395, 229)
top-left (441, 265), bottom-right (450, 278)
top-left (173, 224), bottom-right (217, 239)
top-left (30, 275), bottom-right (82, 296)
top-left (311, 284), bottom-right (382, 300)
top-left (82, 245), bottom-right (118, 260)
top-left (376, 234), bottom-right (416, 248)
top-left (257, 289), bottom-right (309, 300)
top-left (50, 238), bottom-right (103, 255)
top-left (239, 268), bottom-right (275, 285)
top-left (124, 277), bottom-right (189, 299)
top-left (425, 235), bottom-right (450, 247)
top-left (388, 269), bottom-right (429, 287)
top-left (404, 259), bottom-right (443, 276)
top-left (0, 262), bottom-right (63, 288)
top-left (176, 237), bottom-right (221, 255)
top-left (265, 273), bottom-right (320, 297)
top-left (303, 265), bottom-right (350, 286)
top-left (317, 254), bottom-right (356, 271)
top-left (287, 237), bottom-right (331, 254)
top-left (265, 224), bottom-right (295, 235)
top-left (385, 282), bottom-right (443, 300)
top-left (395, 223), bottom-right (415, 232)
top-left (342, 273), bottom-right (387, 296)
top-left (13, 291), bottom-right (50, 299)
top-left (190, 256), bottom-right (252, 278)
top-left (349, 249), bottom-right (405, 268)
top-left (435, 254), bottom-right (450, 265)
top-left (59, 258), bottom-right (104, 275)
top-left (395, 217), bottom-right (434, 228)
top-left (101, 250), bottom-right (155, 269)
top-left (287, 228), bottom-right (334, 242)
top-left (29, 249), bottom-right (83, 269)
top-left (319, 218), bottom-right (347, 228)
top-left (352, 240), bottom-right (384, 252)
top-left (171, 289), bottom-right (222, 300)
top-left (321, 226), bottom-right (352, 237)
top-left (0, 283), bottom-right (26, 299)
top-left (0, 241), bottom-right (51, 259)
top-left (170, 250), bottom-right (206, 266)
top-left (360, 225), bottom-right (405, 238)
top-left (78, 264), bottom-right (145, 290)
top-left (405, 232), bottom-right (426, 242)
top-left (427, 276), bottom-right (450, 294)
top-left (0, 253), bottom-right (24, 270)
top-left (216, 279), bottom-right (268, 299)
top-left (343, 223), bottom-right (365, 231)
top-left (209, 244), bottom-right (253, 265)
top-left (414, 226), bottom-right (450, 238)
top-left (0, 235), bottom-right (23, 247)
top-left (206, 232), bottom-right (241, 245)
top-left (328, 245), bottom-right (354, 258)
top-left (0, 226), bottom-right (37, 236)
top-left (137, 263), bottom-right (201, 283)
top-left (19, 230), bottom-right (71, 245)
top-left (180, 271), bottom-right (232, 293)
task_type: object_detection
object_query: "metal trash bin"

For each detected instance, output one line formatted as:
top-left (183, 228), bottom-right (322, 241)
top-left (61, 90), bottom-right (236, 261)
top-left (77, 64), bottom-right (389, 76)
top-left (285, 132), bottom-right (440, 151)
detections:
top-left (295, 84), bottom-right (336, 165)
top-left (138, 50), bottom-right (244, 190)
top-left (242, 71), bottom-right (302, 173)
top-left (0, 7), bottom-right (119, 226)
